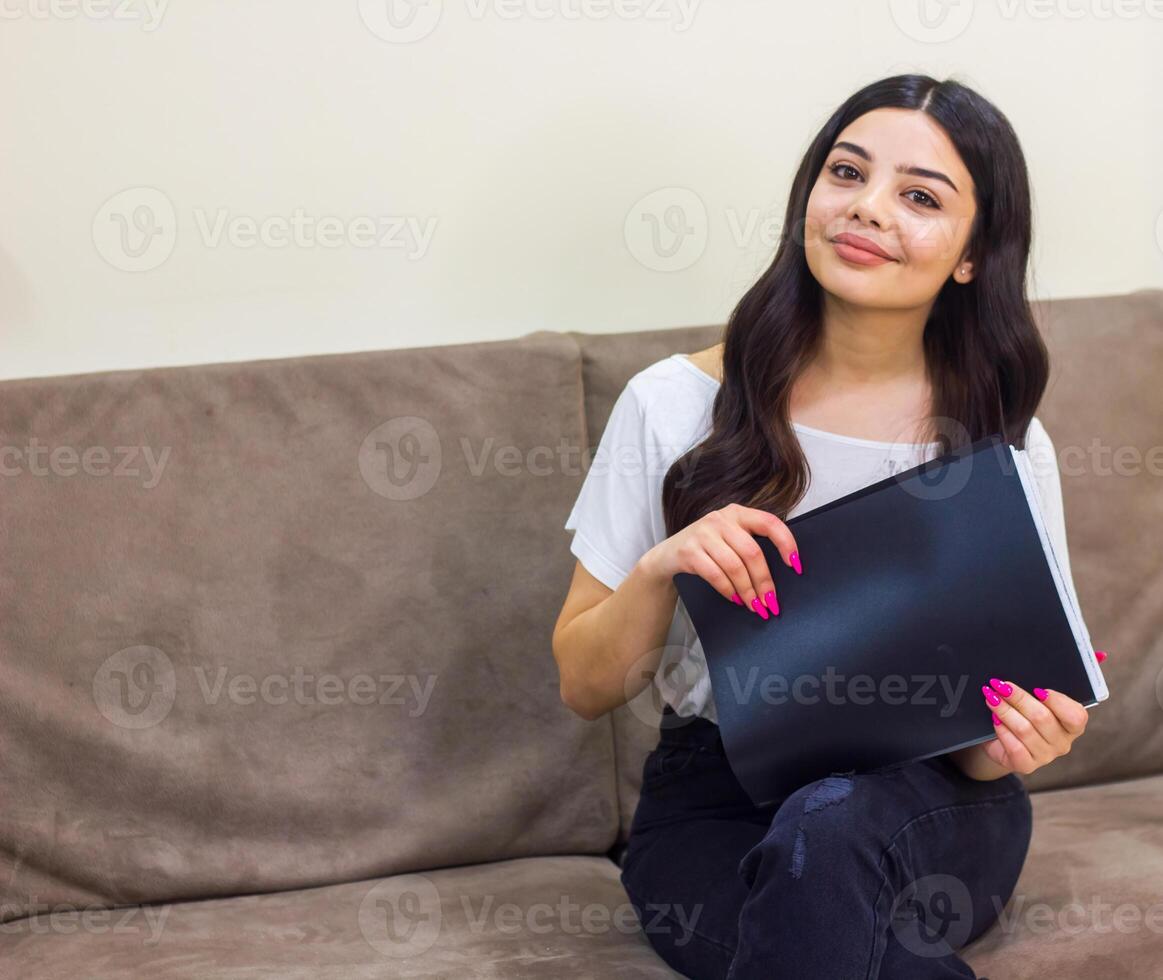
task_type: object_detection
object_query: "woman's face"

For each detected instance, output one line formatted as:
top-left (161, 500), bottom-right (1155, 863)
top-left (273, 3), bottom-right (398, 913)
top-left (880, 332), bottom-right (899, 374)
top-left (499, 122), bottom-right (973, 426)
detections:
top-left (803, 107), bottom-right (978, 311)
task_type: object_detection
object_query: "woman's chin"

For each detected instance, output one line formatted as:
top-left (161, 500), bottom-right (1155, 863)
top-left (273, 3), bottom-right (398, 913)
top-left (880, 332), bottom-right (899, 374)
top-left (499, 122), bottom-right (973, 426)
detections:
top-left (813, 267), bottom-right (902, 306)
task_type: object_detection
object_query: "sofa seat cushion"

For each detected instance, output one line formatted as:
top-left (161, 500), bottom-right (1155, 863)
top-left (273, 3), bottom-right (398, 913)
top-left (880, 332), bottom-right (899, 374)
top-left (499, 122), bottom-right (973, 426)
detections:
top-left (963, 772), bottom-right (1163, 977)
top-left (5, 776), bottom-right (1162, 978)
top-left (0, 855), bottom-right (682, 979)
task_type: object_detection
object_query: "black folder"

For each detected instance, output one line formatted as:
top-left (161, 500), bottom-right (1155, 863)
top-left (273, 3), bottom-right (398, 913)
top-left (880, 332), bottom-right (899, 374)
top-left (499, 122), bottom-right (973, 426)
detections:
top-left (673, 433), bottom-right (1109, 805)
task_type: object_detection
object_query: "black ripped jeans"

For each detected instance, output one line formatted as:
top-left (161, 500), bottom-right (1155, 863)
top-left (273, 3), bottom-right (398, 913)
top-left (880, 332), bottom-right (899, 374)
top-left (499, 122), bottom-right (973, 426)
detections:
top-left (620, 705), bottom-right (1033, 980)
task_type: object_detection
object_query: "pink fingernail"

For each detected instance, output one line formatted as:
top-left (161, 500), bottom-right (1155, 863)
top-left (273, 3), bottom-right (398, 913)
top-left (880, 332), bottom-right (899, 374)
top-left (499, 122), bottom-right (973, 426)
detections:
top-left (1033, 688), bottom-right (1048, 701)
top-left (751, 597), bottom-right (769, 620)
top-left (764, 590), bottom-right (780, 616)
top-left (1095, 650), bottom-right (1108, 663)
top-left (992, 712), bottom-right (1003, 726)
top-left (981, 685), bottom-right (1001, 707)
top-left (989, 677), bottom-right (1013, 698)
top-left (789, 552), bottom-right (802, 576)
top-left (731, 593), bottom-right (743, 605)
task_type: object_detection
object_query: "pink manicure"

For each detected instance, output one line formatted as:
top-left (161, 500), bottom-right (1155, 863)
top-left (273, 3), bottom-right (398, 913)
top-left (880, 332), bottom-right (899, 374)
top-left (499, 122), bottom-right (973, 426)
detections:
top-left (1095, 650), bottom-right (1108, 663)
top-left (789, 552), bottom-right (802, 576)
top-left (731, 593), bottom-right (743, 605)
top-left (992, 712), bottom-right (1003, 726)
top-left (982, 685), bottom-right (1001, 707)
top-left (989, 677), bottom-right (1013, 698)
top-left (751, 597), bottom-right (769, 621)
top-left (1033, 688), bottom-right (1048, 701)
top-left (764, 590), bottom-right (780, 616)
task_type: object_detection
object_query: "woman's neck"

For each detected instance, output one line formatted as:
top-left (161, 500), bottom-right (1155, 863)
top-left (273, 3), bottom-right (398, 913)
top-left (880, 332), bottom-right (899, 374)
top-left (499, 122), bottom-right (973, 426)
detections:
top-left (793, 306), bottom-right (935, 444)
top-left (813, 295), bottom-right (930, 386)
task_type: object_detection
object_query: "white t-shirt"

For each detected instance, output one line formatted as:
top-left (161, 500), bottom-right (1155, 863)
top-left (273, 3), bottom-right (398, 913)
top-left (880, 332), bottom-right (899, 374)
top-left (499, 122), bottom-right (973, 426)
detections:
top-left (563, 351), bottom-right (1081, 724)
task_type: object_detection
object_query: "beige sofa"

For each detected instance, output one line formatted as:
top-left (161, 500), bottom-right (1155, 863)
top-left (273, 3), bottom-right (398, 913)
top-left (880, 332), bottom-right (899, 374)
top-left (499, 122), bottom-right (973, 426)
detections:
top-left (2, 289), bottom-right (1161, 979)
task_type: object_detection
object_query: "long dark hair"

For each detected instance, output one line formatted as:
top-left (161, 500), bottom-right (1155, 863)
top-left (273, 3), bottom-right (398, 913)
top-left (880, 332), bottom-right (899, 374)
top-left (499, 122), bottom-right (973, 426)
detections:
top-left (661, 73), bottom-right (1048, 537)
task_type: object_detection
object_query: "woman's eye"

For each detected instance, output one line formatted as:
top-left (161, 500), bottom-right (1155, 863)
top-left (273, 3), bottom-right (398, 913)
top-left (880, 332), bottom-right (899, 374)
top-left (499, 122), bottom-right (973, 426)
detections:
top-left (907, 189), bottom-right (940, 209)
top-left (829, 163), bottom-right (942, 211)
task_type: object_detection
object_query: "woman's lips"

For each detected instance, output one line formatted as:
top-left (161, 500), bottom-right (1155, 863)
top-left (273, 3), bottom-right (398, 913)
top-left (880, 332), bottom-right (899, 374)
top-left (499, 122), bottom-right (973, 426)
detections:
top-left (831, 239), bottom-right (895, 266)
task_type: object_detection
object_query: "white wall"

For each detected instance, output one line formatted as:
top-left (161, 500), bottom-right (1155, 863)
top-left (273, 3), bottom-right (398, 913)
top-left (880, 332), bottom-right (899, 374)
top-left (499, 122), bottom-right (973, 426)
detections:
top-left (2, 0), bottom-right (1160, 381)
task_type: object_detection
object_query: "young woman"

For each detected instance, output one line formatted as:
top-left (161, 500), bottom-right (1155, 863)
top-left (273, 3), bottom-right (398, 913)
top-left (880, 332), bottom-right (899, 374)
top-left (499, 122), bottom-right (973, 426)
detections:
top-left (553, 75), bottom-right (1102, 979)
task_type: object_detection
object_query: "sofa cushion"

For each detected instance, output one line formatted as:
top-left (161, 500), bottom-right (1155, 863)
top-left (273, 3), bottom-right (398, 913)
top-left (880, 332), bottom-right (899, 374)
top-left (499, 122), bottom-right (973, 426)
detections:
top-left (5, 775), bottom-right (1160, 979)
top-left (0, 856), bottom-right (681, 979)
top-left (1020, 289), bottom-right (1163, 791)
top-left (962, 771), bottom-right (1163, 976)
top-left (0, 333), bottom-right (618, 921)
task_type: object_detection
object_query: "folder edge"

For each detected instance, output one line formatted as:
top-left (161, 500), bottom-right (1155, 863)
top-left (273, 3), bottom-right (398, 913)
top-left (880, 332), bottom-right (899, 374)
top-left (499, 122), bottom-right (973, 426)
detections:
top-left (1009, 443), bottom-right (1109, 706)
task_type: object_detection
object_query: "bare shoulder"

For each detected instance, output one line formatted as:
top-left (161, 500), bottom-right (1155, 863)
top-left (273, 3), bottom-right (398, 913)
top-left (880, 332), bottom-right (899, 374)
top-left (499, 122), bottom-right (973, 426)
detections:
top-left (683, 343), bottom-right (724, 384)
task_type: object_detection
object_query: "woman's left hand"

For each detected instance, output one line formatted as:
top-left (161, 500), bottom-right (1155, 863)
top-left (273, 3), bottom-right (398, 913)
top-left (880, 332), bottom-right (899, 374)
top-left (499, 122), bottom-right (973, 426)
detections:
top-left (979, 677), bottom-right (1090, 774)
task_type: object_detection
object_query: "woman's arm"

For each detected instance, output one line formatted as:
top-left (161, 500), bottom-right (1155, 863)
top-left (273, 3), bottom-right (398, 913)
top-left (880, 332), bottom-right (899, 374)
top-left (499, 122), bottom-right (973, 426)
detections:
top-left (552, 551), bottom-right (681, 721)
top-left (555, 505), bottom-right (799, 720)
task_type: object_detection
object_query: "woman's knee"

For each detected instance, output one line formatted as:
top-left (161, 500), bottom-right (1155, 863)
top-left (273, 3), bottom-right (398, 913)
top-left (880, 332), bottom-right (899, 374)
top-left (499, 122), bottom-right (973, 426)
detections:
top-left (737, 772), bottom-right (870, 887)
top-left (742, 764), bottom-right (966, 885)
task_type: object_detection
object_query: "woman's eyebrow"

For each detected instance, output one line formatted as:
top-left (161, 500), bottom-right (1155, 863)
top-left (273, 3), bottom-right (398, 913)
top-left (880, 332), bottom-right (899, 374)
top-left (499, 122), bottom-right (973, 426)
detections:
top-left (830, 140), bottom-right (960, 194)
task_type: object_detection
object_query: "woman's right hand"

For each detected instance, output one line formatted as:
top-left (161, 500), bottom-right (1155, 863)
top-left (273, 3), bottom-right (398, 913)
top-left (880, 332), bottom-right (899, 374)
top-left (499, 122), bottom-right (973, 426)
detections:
top-left (639, 503), bottom-right (802, 620)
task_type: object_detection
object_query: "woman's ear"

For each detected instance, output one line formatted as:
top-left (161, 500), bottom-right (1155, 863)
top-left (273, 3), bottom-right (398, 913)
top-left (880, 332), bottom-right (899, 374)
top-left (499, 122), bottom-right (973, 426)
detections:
top-left (953, 258), bottom-right (975, 284)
